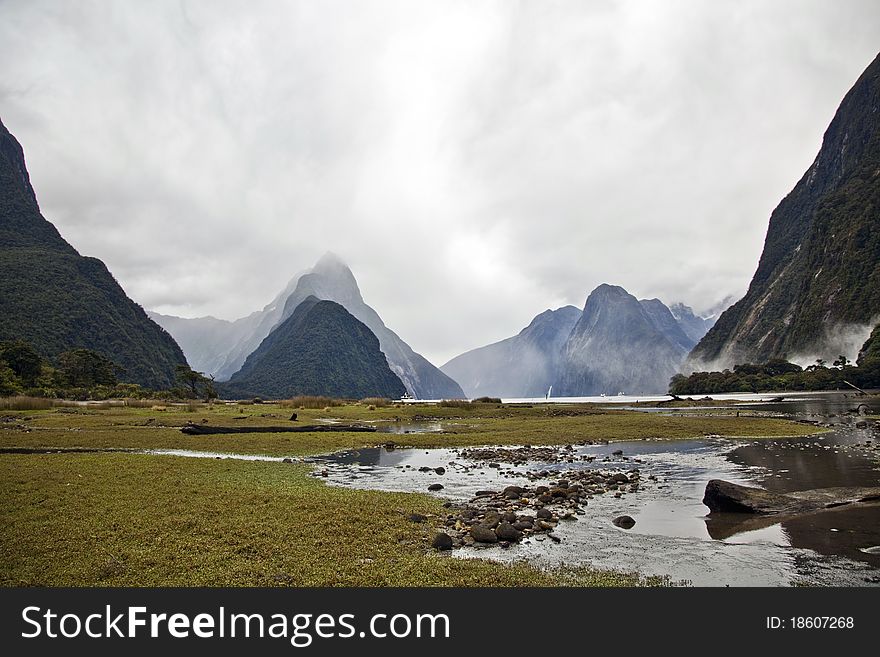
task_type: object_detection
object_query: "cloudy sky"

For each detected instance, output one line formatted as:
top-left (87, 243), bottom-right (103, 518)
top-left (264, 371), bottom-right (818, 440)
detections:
top-left (1, 1), bottom-right (878, 365)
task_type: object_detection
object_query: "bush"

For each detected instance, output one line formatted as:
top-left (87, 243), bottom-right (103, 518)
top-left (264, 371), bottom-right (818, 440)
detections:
top-left (472, 396), bottom-right (502, 404)
top-left (280, 396), bottom-right (344, 409)
top-left (360, 397), bottom-right (391, 407)
top-left (0, 396), bottom-right (55, 410)
top-left (439, 399), bottom-right (472, 408)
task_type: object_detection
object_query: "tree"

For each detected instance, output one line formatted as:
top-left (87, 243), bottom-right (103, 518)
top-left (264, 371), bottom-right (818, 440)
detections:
top-left (175, 365), bottom-right (217, 401)
top-left (57, 349), bottom-right (119, 387)
top-left (0, 340), bottom-right (43, 387)
top-left (0, 360), bottom-right (22, 396)
top-left (832, 355), bottom-right (850, 368)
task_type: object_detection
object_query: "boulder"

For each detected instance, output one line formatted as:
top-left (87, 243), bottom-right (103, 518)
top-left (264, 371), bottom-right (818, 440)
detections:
top-left (470, 525), bottom-right (499, 543)
top-left (495, 522), bottom-right (523, 542)
top-left (612, 515), bottom-right (636, 529)
top-left (432, 532), bottom-right (453, 550)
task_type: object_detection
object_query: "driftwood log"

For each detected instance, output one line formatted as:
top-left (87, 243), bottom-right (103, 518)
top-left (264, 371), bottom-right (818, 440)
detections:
top-left (180, 424), bottom-right (376, 435)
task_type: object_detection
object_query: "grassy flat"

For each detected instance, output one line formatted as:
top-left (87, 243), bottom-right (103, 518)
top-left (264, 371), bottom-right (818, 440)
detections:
top-left (0, 401), bottom-right (821, 586)
top-left (0, 401), bottom-right (820, 457)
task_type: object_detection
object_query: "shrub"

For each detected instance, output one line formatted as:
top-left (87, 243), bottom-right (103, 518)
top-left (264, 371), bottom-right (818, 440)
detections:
top-left (473, 396), bottom-right (502, 404)
top-left (439, 399), bottom-right (472, 408)
top-left (280, 396), bottom-right (344, 409)
top-left (360, 397), bottom-right (391, 407)
top-left (0, 396), bottom-right (54, 410)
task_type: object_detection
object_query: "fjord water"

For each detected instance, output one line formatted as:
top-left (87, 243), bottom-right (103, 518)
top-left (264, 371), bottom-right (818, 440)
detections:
top-left (316, 395), bottom-right (880, 586)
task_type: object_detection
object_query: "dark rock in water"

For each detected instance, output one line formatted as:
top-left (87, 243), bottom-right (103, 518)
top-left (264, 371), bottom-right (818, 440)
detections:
top-left (703, 479), bottom-right (804, 514)
top-left (482, 512), bottom-right (501, 529)
top-left (501, 512), bottom-right (517, 524)
top-left (495, 522), bottom-right (523, 542)
top-left (612, 449), bottom-right (624, 456)
top-left (432, 532), bottom-right (453, 550)
top-left (612, 515), bottom-right (636, 529)
top-left (435, 467), bottom-right (446, 475)
top-left (470, 524), bottom-right (499, 543)
top-left (703, 479), bottom-right (880, 515)
top-left (536, 508), bottom-right (553, 520)
top-left (407, 513), bottom-right (427, 523)
top-left (503, 485), bottom-right (524, 499)
top-left (427, 483), bottom-right (444, 492)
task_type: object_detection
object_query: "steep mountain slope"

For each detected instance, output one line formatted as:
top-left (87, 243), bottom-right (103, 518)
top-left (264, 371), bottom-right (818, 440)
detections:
top-left (669, 303), bottom-right (716, 345)
top-left (155, 253), bottom-right (465, 399)
top-left (222, 296), bottom-right (406, 399)
top-left (555, 285), bottom-right (689, 395)
top-left (441, 306), bottom-right (581, 398)
top-left (689, 52), bottom-right (880, 368)
top-left (639, 299), bottom-right (696, 352)
top-left (0, 118), bottom-right (186, 389)
top-left (147, 272), bottom-right (302, 377)
top-left (857, 324), bottom-right (880, 366)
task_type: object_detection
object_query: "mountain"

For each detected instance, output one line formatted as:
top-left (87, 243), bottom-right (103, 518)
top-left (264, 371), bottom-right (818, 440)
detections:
top-left (221, 296), bottom-right (407, 399)
top-left (689, 52), bottom-right (880, 369)
top-left (146, 272), bottom-right (302, 379)
top-left (639, 299), bottom-right (696, 352)
top-left (0, 118), bottom-right (186, 389)
top-left (857, 324), bottom-right (880, 366)
top-left (669, 303), bottom-right (716, 345)
top-left (153, 253), bottom-right (466, 399)
top-left (555, 284), bottom-right (690, 395)
top-left (440, 306), bottom-right (581, 398)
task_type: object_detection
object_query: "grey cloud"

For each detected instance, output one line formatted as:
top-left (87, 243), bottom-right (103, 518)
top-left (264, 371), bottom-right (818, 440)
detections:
top-left (1, 0), bottom-right (878, 364)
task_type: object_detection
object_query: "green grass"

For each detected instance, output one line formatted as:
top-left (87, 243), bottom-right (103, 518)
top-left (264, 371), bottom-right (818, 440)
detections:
top-left (0, 402), bottom-right (820, 457)
top-left (0, 453), bottom-right (655, 587)
top-left (0, 401), bottom-right (820, 586)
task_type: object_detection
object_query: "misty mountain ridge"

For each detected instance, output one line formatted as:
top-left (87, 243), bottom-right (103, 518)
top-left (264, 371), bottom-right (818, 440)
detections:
top-left (152, 252), bottom-right (465, 399)
top-left (221, 296), bottom-right (407, 400)
top-left (443, 284), bottom-right (717, 398)
top-left (688, 52), bottom-right (880, 370)
top-left (0, 118), bottom-right (187, 389)
top-left (441, 305), bottom-right (581, 398)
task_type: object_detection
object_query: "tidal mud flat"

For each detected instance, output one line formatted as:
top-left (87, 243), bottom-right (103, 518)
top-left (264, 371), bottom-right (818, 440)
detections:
top-left (312, 416), bottom-right (880, 586)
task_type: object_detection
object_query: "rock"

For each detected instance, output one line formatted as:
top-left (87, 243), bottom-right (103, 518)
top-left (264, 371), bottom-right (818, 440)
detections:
top-left (289, 413), bottom-right (298, 421)
top-left (503, 485), bottom-right (524, 498)
top-left (407, 513), bottom-right (427, 523)
top-left (427, 483), bottom-right (444, 492)
top-left (432, 532), bottom-right (453, 550)
top-left (282, 458), bottom-right (293, 463)
top-left (536, 508), bottom-right (553, 520)
top-left (612, 449), bottom-right (623, 456)
top-left (501, 512), bottom-right (517, 524)
top-left (482, 512), bottom-right (501, 529)
top-left (703, 479), bottom-right (880, 515)
top-left (609, 473), bottom-right (629, 484)
top-left (435, 467), bottom-right (446, 475)
top-left (495, 522), bottom-right (523, 542)
top-left (470, 524), bottom-right (499, 543)
top-left (612, 515), bottom-right (636, 529)
top-left (702, 479), bottom-right (804, 514)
